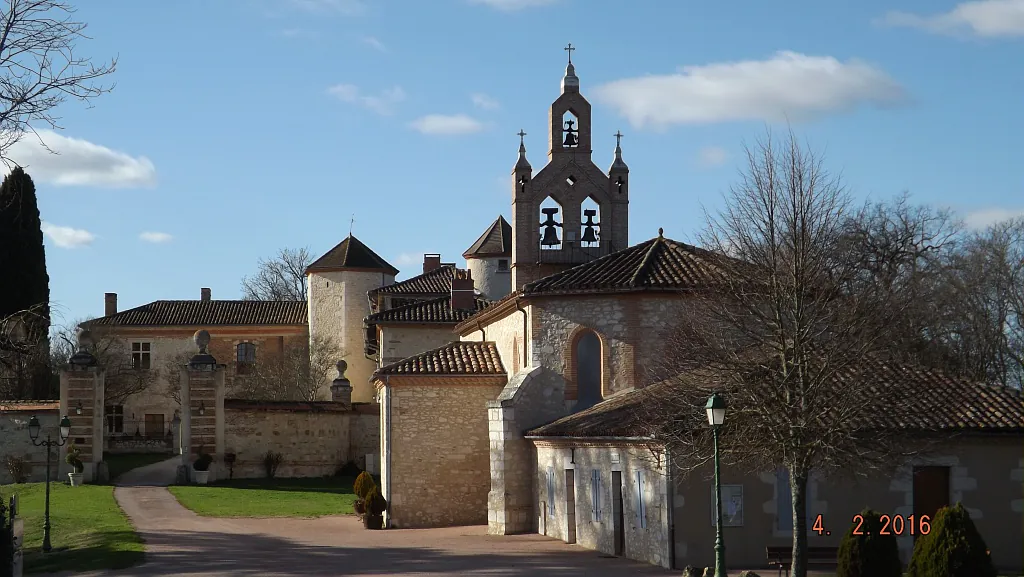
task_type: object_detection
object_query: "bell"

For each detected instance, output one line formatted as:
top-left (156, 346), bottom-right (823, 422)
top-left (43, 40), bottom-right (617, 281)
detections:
top-left (563, 131), bottom-right (578, 147)
top-left (541, 225), bottom-right (561, 246)
top-left (581, 225), bottom-right (598, 244)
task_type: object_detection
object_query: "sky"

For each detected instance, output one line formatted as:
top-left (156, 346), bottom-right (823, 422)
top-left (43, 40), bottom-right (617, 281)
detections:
top-left (13, 0), bottom-right (1023, 327)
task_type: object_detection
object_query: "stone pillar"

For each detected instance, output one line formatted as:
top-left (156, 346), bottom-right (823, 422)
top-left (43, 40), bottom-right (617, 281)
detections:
top-left (58, 329), bottom-right (105, 483)
top-left (330, 360), bottom-right (352, 407)
top-left (487, 401), bottom-right (534, 534)
top-left (182, 330), bottom-right (225, 481)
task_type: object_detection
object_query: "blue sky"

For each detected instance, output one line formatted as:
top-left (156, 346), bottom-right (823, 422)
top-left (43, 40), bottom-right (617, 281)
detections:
top-left (16, 0), bottom-right (1023, 326)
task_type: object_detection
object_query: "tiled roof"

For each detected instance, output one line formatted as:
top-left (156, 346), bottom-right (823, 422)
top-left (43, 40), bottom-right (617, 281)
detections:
top-left (371, 265), bottom-right (455, 296)
top-left (82, 300), bottom-right (308, 327)
top-left (522, 233), bottom-right (728, 296)
top-left (307, 235), bottom-right (399, 275)
top-left (373, 341), bottom-right (505, 378)
top-left (464, 216), bottom-right (512, 258)
top-left (366, 296), bottom-right (492, 325)
top-left (527, 359), bottom-right (1024, 438)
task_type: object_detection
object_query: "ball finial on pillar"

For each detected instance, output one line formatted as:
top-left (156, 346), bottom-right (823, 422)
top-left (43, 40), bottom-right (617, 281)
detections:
top-left (194, 329), bottom-right (211, 353)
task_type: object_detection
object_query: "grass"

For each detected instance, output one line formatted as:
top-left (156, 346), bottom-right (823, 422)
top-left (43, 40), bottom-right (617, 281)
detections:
top-left (103, 452), bottom-right (175, 482)
top-left (168, 476), bottom-right (358, 518)
top-left (0, 482), bottom-right (144, 574)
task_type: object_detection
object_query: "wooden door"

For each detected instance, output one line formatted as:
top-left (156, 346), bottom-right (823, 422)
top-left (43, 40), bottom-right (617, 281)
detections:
top-left (612, 470), bottom-right (624, 556)
top-left (565, 469), bottom-right (576, 544)
top-left (913, 466), bottom-right (950, 540)
top-left (144, 414), bottom-right (165, 439)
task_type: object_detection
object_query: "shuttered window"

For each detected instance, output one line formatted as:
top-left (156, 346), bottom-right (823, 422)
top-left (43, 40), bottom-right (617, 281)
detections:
top-left (591, 470), bottom-right (602, 522)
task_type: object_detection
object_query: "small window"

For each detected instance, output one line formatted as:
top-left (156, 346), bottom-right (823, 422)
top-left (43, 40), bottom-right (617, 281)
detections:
top-left (636, 470), bottom-right (646, 529)
top-left (497, 259), bottom-right (509, 271)
top-left (591, 469), bottom-right (603, 522)
top-left (547, 467), bottom-right (555, 517)
top-left (105, 405), bottom-right (124, 434)
top-left (236, 342), bottom-right (257, 374)
top-left (131, 342), bottom-right (151, 370)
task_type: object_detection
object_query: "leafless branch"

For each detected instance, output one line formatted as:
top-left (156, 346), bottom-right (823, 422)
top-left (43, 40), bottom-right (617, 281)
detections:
top-left (240, 246), bottom-right (312, 301)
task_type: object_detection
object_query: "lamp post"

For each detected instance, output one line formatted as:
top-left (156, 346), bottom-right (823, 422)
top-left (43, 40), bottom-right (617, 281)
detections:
top-left (705, 393), bottom-right (727, 577)
top-left (28, 414), bottom-right (72, 553)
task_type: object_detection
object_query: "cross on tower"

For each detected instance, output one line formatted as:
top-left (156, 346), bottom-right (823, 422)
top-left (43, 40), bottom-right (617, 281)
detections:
top-left (349, 215), bottom-right (355, 236)
top-left (615, 130), bottom-right (623, 147)
top-left (517, 129), bottom-right (526, 144)
top-left (564, 43), bottom-right (575, 64)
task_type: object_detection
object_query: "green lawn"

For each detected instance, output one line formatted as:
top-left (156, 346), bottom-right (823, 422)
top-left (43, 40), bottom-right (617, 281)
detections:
top-left (102, 452), bottom-right (174, 482)
top-left (0, 482), bottom-right (144, 574)
top-left (168, 476), bottom-right (358, 518)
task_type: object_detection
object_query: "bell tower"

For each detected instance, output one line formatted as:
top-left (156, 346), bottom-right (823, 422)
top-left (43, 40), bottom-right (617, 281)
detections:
top-left (511, 45), bottom-right (630, 291)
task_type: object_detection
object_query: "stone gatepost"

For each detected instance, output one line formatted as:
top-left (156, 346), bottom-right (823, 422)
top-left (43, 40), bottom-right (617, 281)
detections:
top-left (58, 328), bottom-right (105, 483)
top-left (330, 360), bottom-right (352, 408)
top-left (177, 330), bottom-right (225, 483)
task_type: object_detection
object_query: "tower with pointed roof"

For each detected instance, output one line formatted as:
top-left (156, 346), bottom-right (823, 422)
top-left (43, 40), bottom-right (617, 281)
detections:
top-left (306, 234), bottom-right (398, 403)
top-left (463, 215), bottom-right (513, 301)
top-left (511, 46), bottom-right (630, 291)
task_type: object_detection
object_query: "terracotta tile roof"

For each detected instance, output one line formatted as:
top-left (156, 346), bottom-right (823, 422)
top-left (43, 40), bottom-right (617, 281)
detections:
top-left (373, 341), bottom-right (505, 378)
top-left (527, 359), bottom-right (1024, 438)
top-left (371, 265), bottom-right (455, 296)
top-left (307, 235), bottom-right (399, 275)
top-left (366, 296), bottom-right (492, 325)
top-left (464, 216), bottom-right (512, 259)
top-left (82, 300), bottom-right (308, 327)
top-left (522, 233), bottom-right (728, 296)
top-left (0, 401), bottom-right (60, 412)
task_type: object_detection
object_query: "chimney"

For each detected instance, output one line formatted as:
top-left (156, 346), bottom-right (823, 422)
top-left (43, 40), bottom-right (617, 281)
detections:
top-left (451, 269), bottom-right (475, 311)
top-left (104, 293), bottom-right (117, 316)
top-left (201, 288), bottom-right (211, 301)
top-left (423, 254), bottom-right (442, 274)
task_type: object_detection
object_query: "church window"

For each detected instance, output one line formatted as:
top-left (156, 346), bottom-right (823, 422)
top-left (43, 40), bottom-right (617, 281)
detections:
top-left (636, 470), bottom-right (647, 529)
top-left (580, 196), bottom-right (601, 249)
top-left (539, 196), bottom-right (563, 250)
top-left (574, 330), bottom-right (602, 410)
top-left (236, 342), bottom-right (257, 374)
top-left (547, 467), bottom-right (556, 517)
top-left (591, 469), bottom-right (603, 522)
top-left (498, 259), bottom-right (509, 271)
top-left (561, 110), bottom-right (579, 148)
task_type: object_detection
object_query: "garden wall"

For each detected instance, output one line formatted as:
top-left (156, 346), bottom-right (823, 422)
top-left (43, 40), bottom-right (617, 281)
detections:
top-left (0, 403), bottom-right (63, 484)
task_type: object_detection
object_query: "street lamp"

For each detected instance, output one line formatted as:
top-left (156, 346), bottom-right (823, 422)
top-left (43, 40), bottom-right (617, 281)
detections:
top-left (705, 393), bottom-right (727, 577)
top-left (197, 401), bottom-right (205, 416)
top-left (74, 401), bottom-right (83, 415)
top-left (28, 414), bottom-right (72, 553)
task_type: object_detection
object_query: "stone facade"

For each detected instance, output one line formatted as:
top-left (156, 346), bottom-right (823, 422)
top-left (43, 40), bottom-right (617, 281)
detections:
top-left (0, 404), bottom-right (63, 483)
top-left (222, 402), bottom-right (352, 478)
top-left (308, 269), bottom-right (395, 403)
top-left (351, 408), bottom-right (381, 473)
top-left (378, 325), bottom-right (456, 367)
top-left (466, 256), bottom-right (512, 302)
top-left (533, 441), bottom-right (672, 569)
top-left (462, 304), bottom-right (528, 377)
top-left (379, 375), bottom-right (505, 528)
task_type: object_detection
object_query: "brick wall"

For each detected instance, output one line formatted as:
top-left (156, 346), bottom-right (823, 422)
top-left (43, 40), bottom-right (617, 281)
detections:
top-left (382, 375), bottom-right (505, 528)
top-left (0, 405), bottom-right (61, 483)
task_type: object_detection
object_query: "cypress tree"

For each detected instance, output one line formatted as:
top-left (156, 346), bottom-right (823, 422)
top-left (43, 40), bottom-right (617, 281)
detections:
top-left (0, 166), bottom-right (51, 398)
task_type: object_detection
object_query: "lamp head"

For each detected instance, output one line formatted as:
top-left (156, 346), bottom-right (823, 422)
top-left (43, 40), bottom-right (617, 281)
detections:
top-left (705, 392), bottom-right (727, 427)
top-left (59, 416), bottom-right (72, 441)
top-left (28, 415), bottom-right (41, 441)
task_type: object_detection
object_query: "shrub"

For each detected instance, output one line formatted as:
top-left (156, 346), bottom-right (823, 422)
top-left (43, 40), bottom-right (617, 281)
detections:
top-left (4, 455), bottom-right (28, 483)
top-left (65, 443), bottom-right (84, 473)
top-left (366, 485), bottom-right (387, 516)
top-left (907, 503), bottom-right (996, 577)
top-left (837, 508), bottom-right (902, 577)
top-left (193, 452), bottom-right (213, 472)
top-left (262, 451), bottom-right (283, 479)
top-left (353, 470), bottom-right (375, 500)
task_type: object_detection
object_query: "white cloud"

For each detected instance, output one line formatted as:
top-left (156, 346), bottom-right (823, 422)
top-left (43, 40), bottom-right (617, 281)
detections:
top-left (965, 208), bottom-right (1024, 229)
top-left (593, 51), bottom-right (906, 129)
top-left (362, 36), bottom-right (387, 52)
top-left (289, 0), bottom-right (365, 15)
top-left (467, 0), bottom-right (559, 10)
top-left (471, 93), bottom-right (501, 110)
top-left (41, 222), bottom-right (95, 249)
top-left (7, 130), bottom-right (156, 188)
top-left (139, 231), bottom-right (173, 243)
top-left (409, 114), bottom-right (485, 135)
top-left (327, 84), bottom-right (406, 115)
top-left (879, 0), bottom-right (1024, 38)
top-left (394, 252), bottom-right (419, 266)
top-left (697, 146), bottom-right (729, 168)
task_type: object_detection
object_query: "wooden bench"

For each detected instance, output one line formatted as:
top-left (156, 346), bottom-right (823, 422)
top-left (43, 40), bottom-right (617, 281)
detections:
top-left (765, 546), bottom-right (838, 577)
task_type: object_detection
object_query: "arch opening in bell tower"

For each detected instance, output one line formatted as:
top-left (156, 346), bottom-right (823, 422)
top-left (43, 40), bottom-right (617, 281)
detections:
top-left (539, 196), bottom-right (563, 251)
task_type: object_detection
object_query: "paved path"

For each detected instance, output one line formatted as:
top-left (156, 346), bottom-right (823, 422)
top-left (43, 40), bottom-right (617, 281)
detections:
top-left (42, 467), bottom-right (680, 577)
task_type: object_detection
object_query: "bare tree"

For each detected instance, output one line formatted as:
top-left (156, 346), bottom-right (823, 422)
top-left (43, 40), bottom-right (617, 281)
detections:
top-left (230, 334), bottom-right (341, 402)
top-left (50, 319), bottom-right (160, 406)
top-left (240, 247), bottom-right (312, 301)
top-left (0, 0), bottom-right (117, 166)
top-left (0, 304), bottom-right (51, 398)
top-left (641, 130), bottom-right (925, 577)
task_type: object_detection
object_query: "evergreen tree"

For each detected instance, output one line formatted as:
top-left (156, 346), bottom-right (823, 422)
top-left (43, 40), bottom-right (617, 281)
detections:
top-left (0, 166), bottom-right (51, 399)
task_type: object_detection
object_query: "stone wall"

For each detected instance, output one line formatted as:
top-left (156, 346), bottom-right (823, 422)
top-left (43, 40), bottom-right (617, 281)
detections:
top-left (0, 404), bottom-right (61, 483)
top-left (382, 375), bottom-right (505, 528)
top-left (534, 441), bottom-right (671, 569)
top-left (309, 270), bottom-right (395, 403)
top-left (350, 406), bottom-right (380, 473)
top-left (379, 325), bottom-right (456, 367)
top-left (223, 401), bottom-right (351, 479)
top-left (462, 305), bottom-right (527, 377)
top-left (466, 257), bottom-right (512, 302)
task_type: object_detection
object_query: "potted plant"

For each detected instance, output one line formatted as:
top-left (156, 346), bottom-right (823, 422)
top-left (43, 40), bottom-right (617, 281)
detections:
top-left (192, 452), bottom-right (213, 484)
top-left (352, 471), bottom-right (374, 517)
top-left (65, 443), bottom-right (84, 486)
top-left (364, 486), bottom-right (387, 530)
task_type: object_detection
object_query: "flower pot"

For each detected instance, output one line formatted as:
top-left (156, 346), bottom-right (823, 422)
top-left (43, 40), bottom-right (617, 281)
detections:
top-left (364, 514), bottom-right (383, 530)
top-left (68, 472), bottom-right (83, 487)
top-left (193, 469), bottom-right (210, 484)
top-left (354, 499), bottom-right (366, 516)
